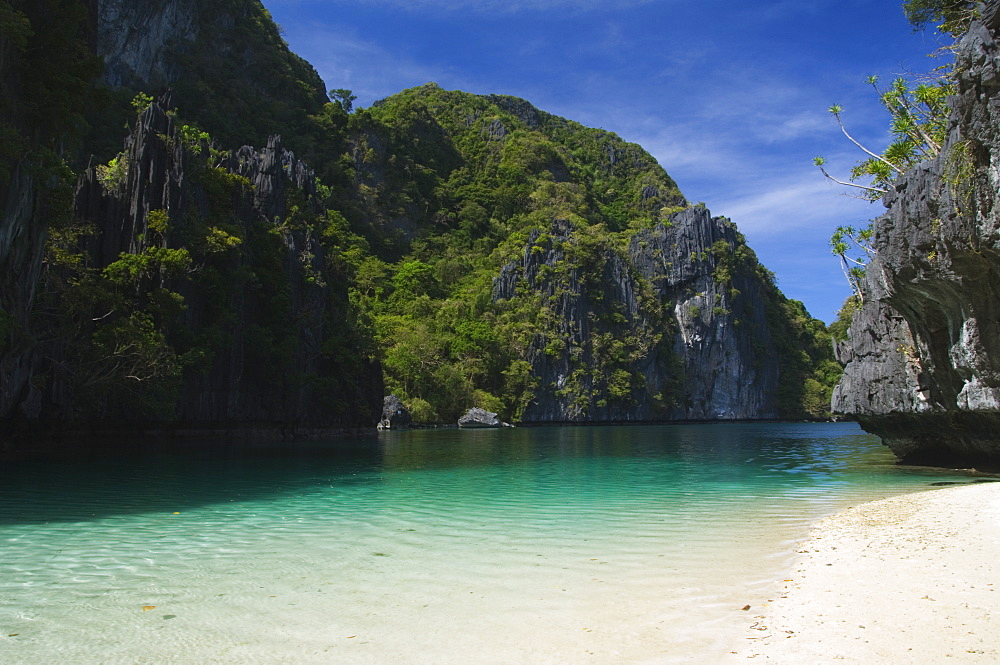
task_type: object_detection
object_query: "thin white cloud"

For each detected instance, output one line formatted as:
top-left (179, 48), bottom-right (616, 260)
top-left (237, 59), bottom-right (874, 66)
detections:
top-left (634, 126), bottom-right (735, 180)
top-left (279, 20), bottom-right (470, 105)
top-left (711, 173), bottom-right (880, 236)
top-left (766, 111), bottom-right (832, 143)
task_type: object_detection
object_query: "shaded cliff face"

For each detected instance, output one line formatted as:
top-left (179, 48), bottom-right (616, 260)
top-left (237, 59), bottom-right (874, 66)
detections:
top-left (0, 0), bottom-right (382, 446)
top-left (1, 0), bottom-right (101, 435)
top-left (833, 3), bottom-right (1000, 464)
top-left (95, 0), bottom-right (199, 88)
top-left (89, 0), bottom-right (328, 156)
top-left (31, 98), bottom-right (382, 435)
top-left (493, 207), bottom-right (821, 422)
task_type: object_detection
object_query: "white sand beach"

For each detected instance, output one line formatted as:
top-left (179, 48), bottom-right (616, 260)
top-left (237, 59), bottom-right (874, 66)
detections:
top-left (725, 482), bottom-right (1000, 663)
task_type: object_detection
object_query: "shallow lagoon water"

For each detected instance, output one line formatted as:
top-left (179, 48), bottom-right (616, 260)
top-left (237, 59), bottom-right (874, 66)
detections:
top-left (0, 422), bottom-right (976, 664)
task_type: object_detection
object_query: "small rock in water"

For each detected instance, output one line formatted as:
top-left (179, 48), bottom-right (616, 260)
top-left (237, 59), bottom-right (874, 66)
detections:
top-left (457, 407), bottom-right (512, 428)
top-left (377, 395), bottom-right (411, 430)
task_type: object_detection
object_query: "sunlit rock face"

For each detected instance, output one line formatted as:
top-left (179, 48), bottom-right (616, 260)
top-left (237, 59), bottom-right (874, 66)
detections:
top-left (629, 206), bottom-right (782, 421)
top-left (833, 4), bottom-right (1000, 465)
top-left (493, 207), bottom-right (785, 423)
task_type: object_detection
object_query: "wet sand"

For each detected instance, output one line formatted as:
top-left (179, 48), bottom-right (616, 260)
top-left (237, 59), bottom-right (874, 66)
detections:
top-left (725, 482), bottom-right (1000, 664)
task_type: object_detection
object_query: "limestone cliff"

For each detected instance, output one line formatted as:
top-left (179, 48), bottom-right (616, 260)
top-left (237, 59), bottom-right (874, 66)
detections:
top-left (89, 0), bottom-right (327, 154)
top-left (493, 219), bottom-right (665, 421)
top-left (2, 0), bottom-right (838, 442)
top-left (27, 97), bottom-right (382, 437)
top-left (832, 2), bottom-right (1000, 464)
top-left (494, 207), bottom-right (820, 422)
top-left (1, 0), bottom-right (101, 436)
top-left (630, 207), bottom-right (783, 420)
top-left (94, 0), bottom-right (199, 88)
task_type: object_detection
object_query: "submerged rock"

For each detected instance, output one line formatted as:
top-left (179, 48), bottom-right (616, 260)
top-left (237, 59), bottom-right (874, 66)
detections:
top-left (458, 408), bottom-right (511, 428)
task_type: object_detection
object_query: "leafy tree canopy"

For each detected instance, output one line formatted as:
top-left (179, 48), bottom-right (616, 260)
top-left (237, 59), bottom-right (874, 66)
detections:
top-left (903, 0), bottom-right (978, 36)
top-left (816, 0), bottom-right (976, 302)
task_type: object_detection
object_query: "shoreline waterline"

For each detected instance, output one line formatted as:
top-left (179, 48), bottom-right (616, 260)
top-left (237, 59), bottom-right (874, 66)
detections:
top-left (724, 481), bottom-right (1000, 663)
top-left (0, 423), bottom-right (991, 664)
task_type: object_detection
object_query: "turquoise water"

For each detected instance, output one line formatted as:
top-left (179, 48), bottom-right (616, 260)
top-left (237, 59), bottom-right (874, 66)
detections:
top-left (0, 422), bottom-right (976, 664)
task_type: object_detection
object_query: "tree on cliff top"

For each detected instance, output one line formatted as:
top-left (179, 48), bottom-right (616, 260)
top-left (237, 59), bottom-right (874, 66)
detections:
top-left (816, 0), bottom-right (974, 302)
top-left (903, 0), bottom-right (978, 36)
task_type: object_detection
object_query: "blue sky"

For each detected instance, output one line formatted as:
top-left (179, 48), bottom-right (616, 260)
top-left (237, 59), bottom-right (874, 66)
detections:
top-left (263, 0), bottom-right (950, 323)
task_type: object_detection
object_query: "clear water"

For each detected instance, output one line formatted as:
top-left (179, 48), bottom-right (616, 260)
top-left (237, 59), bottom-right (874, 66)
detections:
top-left (0, 422), bottom-right (976, 664)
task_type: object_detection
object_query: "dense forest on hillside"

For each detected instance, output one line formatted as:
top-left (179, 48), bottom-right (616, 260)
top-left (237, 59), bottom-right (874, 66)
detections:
top-left (0, 0), bottom-right (841, 441)
top-left (338, 84), bottom-right (840, 422)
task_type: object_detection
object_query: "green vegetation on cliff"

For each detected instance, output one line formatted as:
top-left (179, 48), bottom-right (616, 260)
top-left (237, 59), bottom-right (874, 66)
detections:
top-left (331, 84), bottom-right (687, 421)
top-left (333, 85), bottom-right (838, 422)
top-left (819, 1), bottom-right (974, 308)
top-left (2, 0), bottom-right (842, 435)
top-left (1, 0), bottom-right (102, 432)
top-left (42, 100), bottom-right (380, 426)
